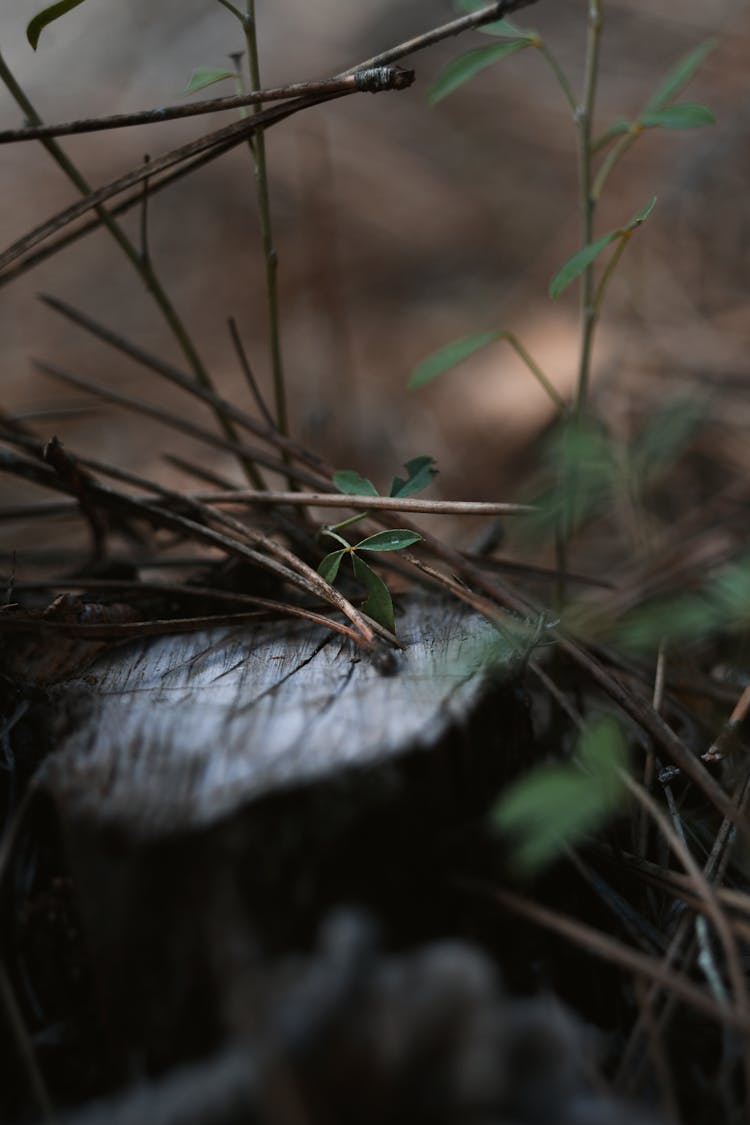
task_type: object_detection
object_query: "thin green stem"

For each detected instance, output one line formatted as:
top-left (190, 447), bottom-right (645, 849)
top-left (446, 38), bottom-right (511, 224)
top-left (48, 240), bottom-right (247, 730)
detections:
top-left (592, 124), bottom-right (642, 201)
top-left (320, 528), bottom-right (352, 550)
top-left (215, 0), bottom-right (244, 21)
top-left (227, 316), bottom-right (275, 433)
top-left (500, 331), bottom-right (566, 411)
top-left (329, 511), bottom-right (370, 533)
top-left (228, 50), bottom-right (249, 117)
top-left (593, 231), bottom-right (629, 314)
top-left (591, 120), bottom-right (628, 155)
top-left (574, 0), bottom-right (602, 416)
top-left (536, 42), bottom-right (577, 116)
top-left (0, 49), bottom-right (264, 488)
top-left (243, 1), bottom-right (288, 441)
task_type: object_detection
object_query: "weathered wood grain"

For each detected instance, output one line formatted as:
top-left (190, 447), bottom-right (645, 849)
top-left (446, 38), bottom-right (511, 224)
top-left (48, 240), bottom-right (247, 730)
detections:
top-left (41, 597), bottom-right (525, 837)
top-left (4, 597), bottom-right (532, 1094)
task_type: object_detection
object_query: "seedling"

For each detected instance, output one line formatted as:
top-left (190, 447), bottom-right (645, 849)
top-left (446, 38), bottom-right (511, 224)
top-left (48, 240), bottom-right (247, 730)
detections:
top-left (493, 715), bottom-right (628, 874)
top-left (411, 1), bottom-right (715, 417)
top-left (317, 458), bottom-right (436, 633)
top-left (408, 0), bottom-right (717, 874)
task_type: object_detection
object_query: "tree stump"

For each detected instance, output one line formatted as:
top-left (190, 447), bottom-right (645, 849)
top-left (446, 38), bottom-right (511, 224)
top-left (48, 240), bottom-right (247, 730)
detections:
top-left (3, 596), bottom-right (536, 1115)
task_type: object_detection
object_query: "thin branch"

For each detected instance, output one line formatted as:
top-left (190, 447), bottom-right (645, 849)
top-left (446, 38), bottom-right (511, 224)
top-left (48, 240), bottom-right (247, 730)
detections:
top-left (163, 454), bottom-right (240, 492)
top-left (0, 3), bottom-right (538, 289)
top-left (616, 765), bottom-right (750, 1093)
top-left (0, 444), bottom-right (377, 648)
top-left (459, 879), bottom-right (750, 1034)
top-left (244, 0), bottom-right (287, 439)
top-left (227, 317), bottom-right (276, 430)
top-left (37, 295), bottom-right (328, 473)
top-left (0, 142), bottom-right (243, 289)
top-left (574, 0), bottom-right (603, 413)
top-left (1, 606), bottom-right (362, 644)
top-left (339, 0), bottom-right (539, 75)
top-left (3, 488), bottom-right (533, 522)
top-left (621, 771), bottom-right (750, 1050)
top-left (33, 359), bottom-right (316, 490)
top-left (189, 490), bottom-right (534, 515)
top-left (0, 70), bottom-right (414, 144)
top-left (0, 90), bottom-right (352, 275)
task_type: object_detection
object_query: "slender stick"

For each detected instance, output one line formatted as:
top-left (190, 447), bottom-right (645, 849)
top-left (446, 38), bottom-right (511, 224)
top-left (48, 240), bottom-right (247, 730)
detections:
top-left (0, 3), bottom-right (535, 288)
top-left (1, 606), bottom-right (362, 644)
top-left (338, 0), bottom-right (539, 76)
top-left (0, 70), bottom-right (414, 144)
top-left (621, 772), bottom-right (750, 1047)
top-left (0, 49), bottom-right (237, 454)
top-left (242, 0), bottom-right (287, 439)
top-left (227, 317), bottom-right (276, 430)
top-left (574, 0), bottom-right (603, 414)
top-left (459, 879), bottom-right (750, 1033)
top-left (0, 89), bottom-right (350, 276)
top-left (190, 490), bottom-right (534, 514)
top-left (37, 295), bottom-right (327, 472)
top-left (0, 443), bottom-right (378, 646)
top-left (3, 486), bottom-right (533, 519)
top-left (33, 359), bottom-right (318, 490)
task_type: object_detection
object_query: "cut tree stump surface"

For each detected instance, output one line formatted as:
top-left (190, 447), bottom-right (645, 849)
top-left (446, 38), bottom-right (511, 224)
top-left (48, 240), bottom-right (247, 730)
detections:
top-left (2, 596), bottom-right (537, 1111)
top-left (40, 597), bottom-right (524, 837)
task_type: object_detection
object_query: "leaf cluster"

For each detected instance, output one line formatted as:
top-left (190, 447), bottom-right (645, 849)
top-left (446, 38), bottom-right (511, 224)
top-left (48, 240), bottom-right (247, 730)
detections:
top-left (410, 4), bottom-right (716, 400)
top-left (617, 556), bottom-right (750, 655)
top-left (492, 716), bottom-right (629, 874)
top-left (317, 458), bottom-right (435, 633)
top-left (524, 399), bottom-right (705, 544)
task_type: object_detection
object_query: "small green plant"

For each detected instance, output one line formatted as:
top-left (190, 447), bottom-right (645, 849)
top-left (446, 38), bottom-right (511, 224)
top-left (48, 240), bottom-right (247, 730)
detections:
top-left (411, 0), bottom-right (715, 417)
top-left (23, 0), bottom-right (290, 456)
top-left (26, 0), bottom-right (88, 50)
top-left (408, 1), bottom-right (717, 874)
top-left (317, 458), bottom-right (436, 633)
top-left (15, 0), bottom-right (731, 845)
top-left (493, 715), bottom-right (629, 875)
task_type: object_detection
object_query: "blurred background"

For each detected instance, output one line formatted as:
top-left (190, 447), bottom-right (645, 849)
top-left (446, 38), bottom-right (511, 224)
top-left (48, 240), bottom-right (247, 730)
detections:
top-left (1, 0), bottom-right (749, 556)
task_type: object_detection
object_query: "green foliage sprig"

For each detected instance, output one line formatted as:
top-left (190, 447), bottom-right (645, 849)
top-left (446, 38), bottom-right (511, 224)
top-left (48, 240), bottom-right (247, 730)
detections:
top-left (27, 0), bottom-right (88, 50)
top-left (317, 458), bottom-right (435, 633)
top-left (410, 1), bottom-right (715, 416)
top-left (493, 715), bottom-right (629, 875)
top-left (408, 2), bottom-right (718, 875)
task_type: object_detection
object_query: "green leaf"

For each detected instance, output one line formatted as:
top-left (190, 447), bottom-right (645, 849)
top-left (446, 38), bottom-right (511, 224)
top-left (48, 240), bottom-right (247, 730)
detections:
top-left (352, 554), bottom-right (395, 633)
top-left (616, 594), bottom-right (718, 653)
top-left (548, 230), bottom-right (619, 299)
top-left (495, 768), bottom-right (603, 873)
top-left (332, 470), bottom-right (379, 498)
top-left (492, 717), bottom-right (627, 874)
top-left (27, 0), bottom-right (88, 49)
top-left (598, 118), bottom-right (634, 141)
top-left (408, 330), bottom-right (499, 389)
top-left (639, 104), bottom-right (715, 130)
top-left (627, 196), bottom-right (657, 227)
top-left (390, 456), bottom-right (437, 498)
top-left (318, 550), bottom-right (346, 584)
top-left (707, 558), bottom-right (750, 626)
top-left (643, 39), bottom-right (717, 113)
top-left (548, 198), bottom-right (655, 300)
top-left (184, 67), bottom-right (237, 95)
top-left (454, 0), bottom-right (530, 37)
top-left (429, 40), bottom-right (531, 104)
top-left (320, 527), bottom-right (352, 550)
top-left (478, 18), bottom-right (530, 37)
top-left (523, 416), bottom-right (620, 542)
top-left (616, 556), bottom-right (750, 653)
top-left (355, 530), bottom-right (422, 552)
top-left (578, 716), bottom-right (628, 801)
top-left (630, 395), bottom-right (705, 481)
